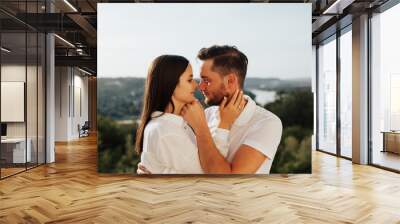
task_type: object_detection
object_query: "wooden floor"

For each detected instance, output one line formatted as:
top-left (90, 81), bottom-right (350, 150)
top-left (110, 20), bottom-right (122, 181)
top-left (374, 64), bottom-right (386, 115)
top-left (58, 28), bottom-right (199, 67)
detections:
top-left (1, 163), bottom-right (45, 178)
top-left (373, 150), bottom-right (400, 171)
top-left (1, 167), bottom-right (26, 178)
top-left (1, 135), bottom-right (400, 223)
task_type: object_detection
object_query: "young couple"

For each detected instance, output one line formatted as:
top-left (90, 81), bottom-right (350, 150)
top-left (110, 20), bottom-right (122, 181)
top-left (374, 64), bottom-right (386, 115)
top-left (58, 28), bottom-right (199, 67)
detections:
top-left (135, 45), bottom-right (282, 174)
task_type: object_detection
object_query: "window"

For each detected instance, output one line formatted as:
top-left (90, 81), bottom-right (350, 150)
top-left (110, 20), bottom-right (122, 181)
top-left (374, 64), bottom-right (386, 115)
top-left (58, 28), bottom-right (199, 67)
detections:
top-left (317, 36), bottom-right (337, 154)
top-left (339, 28), bottom-right (352, 158)
top-left (371, 3), bottom-right (400, 171)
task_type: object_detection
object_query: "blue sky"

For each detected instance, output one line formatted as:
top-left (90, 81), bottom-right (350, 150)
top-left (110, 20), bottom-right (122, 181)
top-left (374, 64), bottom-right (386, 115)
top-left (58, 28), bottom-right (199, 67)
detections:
top-left (98, 3), bottom-right (311, 79)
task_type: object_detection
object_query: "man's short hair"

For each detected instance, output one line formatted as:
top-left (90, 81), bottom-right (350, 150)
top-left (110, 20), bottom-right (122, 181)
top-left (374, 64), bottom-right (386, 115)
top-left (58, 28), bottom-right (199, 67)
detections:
top-left (197, 45), bottom-right (248, 88)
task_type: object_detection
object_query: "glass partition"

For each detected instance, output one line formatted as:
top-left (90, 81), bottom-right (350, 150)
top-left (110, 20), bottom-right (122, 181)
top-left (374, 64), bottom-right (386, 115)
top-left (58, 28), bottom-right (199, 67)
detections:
top-left (38, 32), bottom-right (45, 165)
top-left (339, 28), bottom-right (352, 158)
top-left (27, 31), bottom-right (38, 169)
top-left (317, 36), bottom-right (337, 154)
top-left (1, 31), bottom-right (28, 178)
top-left (0, 1), bottom-right (46, 179)
top-left (371, 3), bottom-right (400, 171)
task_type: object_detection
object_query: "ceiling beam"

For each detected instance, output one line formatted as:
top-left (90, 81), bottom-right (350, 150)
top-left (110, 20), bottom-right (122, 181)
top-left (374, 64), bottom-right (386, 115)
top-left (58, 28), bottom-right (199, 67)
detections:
top-left (67, 13), bottom-right (97, 46)
top-left (55, 55), bottom-right (96, 71)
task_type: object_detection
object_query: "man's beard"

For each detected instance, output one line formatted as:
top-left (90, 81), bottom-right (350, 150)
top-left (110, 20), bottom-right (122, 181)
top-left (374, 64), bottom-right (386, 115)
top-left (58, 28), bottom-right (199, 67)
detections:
top-left (205, 94), bottom-right (224, 106)
top-left (205, 84), bottom-right (227, 106)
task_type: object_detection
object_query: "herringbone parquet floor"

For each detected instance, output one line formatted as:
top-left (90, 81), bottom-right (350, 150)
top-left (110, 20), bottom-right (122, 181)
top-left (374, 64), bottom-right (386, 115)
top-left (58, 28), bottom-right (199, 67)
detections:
top-left (1, 135), bottom-right (400, 223)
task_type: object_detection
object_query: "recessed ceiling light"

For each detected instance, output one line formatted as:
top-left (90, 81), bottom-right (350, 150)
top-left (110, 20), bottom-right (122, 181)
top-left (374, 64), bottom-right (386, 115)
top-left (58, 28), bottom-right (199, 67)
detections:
top-left (54, 34), bottom-right (75, 48)
top-left (63, 0), bottom-right (78, 12)
top-left (322, 0), bottom-right (354, 15)
top-left (78, 67), bottom-right (92, 76)
top-left (1, 47), bottom-right (11, 53)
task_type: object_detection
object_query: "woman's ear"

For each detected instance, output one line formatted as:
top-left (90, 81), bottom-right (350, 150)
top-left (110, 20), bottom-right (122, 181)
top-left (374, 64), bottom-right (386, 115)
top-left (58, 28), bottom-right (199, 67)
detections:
top-left (171, 92), bottom-right (178, 107)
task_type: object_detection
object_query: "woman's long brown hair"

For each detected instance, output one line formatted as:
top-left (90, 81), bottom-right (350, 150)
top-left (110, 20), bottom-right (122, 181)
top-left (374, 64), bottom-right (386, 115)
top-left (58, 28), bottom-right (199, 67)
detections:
top-left (135, 55), bottom-right (189, 154)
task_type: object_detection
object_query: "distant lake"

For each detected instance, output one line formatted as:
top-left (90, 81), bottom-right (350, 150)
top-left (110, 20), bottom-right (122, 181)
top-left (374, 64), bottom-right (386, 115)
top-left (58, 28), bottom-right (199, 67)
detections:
top-left (247, 89), bottom-right (276, 105)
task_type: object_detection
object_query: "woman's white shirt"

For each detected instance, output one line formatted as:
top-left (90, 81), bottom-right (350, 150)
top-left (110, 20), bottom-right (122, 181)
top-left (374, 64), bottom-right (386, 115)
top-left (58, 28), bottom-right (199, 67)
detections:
top-left (140, 111), bottom-right (229, 174)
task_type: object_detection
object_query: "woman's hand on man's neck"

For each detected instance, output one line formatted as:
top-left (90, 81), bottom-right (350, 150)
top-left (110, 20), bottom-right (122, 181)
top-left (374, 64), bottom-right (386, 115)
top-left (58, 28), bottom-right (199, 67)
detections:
top-left (164, 101), bottom-right (184, 116)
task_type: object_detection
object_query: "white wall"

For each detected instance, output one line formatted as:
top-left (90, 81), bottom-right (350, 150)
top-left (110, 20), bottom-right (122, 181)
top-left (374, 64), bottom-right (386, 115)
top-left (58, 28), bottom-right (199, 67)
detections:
top-left (55, 67), bottom-right (89, 141)
top-left (55, 66), bottom-right (69, 141)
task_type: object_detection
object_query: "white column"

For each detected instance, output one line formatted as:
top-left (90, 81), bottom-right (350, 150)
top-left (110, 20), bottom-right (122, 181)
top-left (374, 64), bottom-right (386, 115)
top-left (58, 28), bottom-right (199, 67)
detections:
top-left (45, 0), bottom-right (55, 163)
top-left (46, 33), bottom-right (55, 163)
top-left (352, 14), bottom-right (369, 164)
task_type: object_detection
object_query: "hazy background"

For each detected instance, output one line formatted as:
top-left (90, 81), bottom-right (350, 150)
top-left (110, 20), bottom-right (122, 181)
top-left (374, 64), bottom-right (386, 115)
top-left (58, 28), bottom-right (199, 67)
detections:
top-left (98, 3), bottom-right (312, 79)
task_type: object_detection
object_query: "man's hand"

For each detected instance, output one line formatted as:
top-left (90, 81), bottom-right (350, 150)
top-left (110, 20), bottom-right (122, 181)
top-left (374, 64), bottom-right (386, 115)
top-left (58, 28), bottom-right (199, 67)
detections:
top-left (181, 100), bottom-right (208, 134)
top-left (219, 89), bottom-right (246, 130)
top-left (137, 163), bottom-right (151, 174)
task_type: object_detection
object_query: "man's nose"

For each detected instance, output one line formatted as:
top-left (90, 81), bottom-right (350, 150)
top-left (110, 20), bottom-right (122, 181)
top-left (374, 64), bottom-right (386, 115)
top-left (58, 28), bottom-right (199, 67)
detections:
top-left (198, 81), bottom-right (207, 91)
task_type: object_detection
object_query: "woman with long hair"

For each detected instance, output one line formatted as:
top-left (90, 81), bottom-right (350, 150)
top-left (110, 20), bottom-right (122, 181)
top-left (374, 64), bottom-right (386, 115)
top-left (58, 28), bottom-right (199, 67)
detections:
top-left (135, 55), bottom-right (237, 174)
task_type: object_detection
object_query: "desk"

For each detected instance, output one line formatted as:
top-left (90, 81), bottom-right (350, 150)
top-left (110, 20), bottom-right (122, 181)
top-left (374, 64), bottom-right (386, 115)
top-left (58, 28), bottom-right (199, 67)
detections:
top-left (382, 131), bottom-right (400, 154)
top-left (1, 138), bottom-right (31, 163)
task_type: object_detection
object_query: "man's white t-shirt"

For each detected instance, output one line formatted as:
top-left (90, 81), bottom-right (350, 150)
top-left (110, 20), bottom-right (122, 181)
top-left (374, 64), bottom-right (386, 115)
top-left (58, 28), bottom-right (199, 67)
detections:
top-left (205, 95), bottom-right (283, 174)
